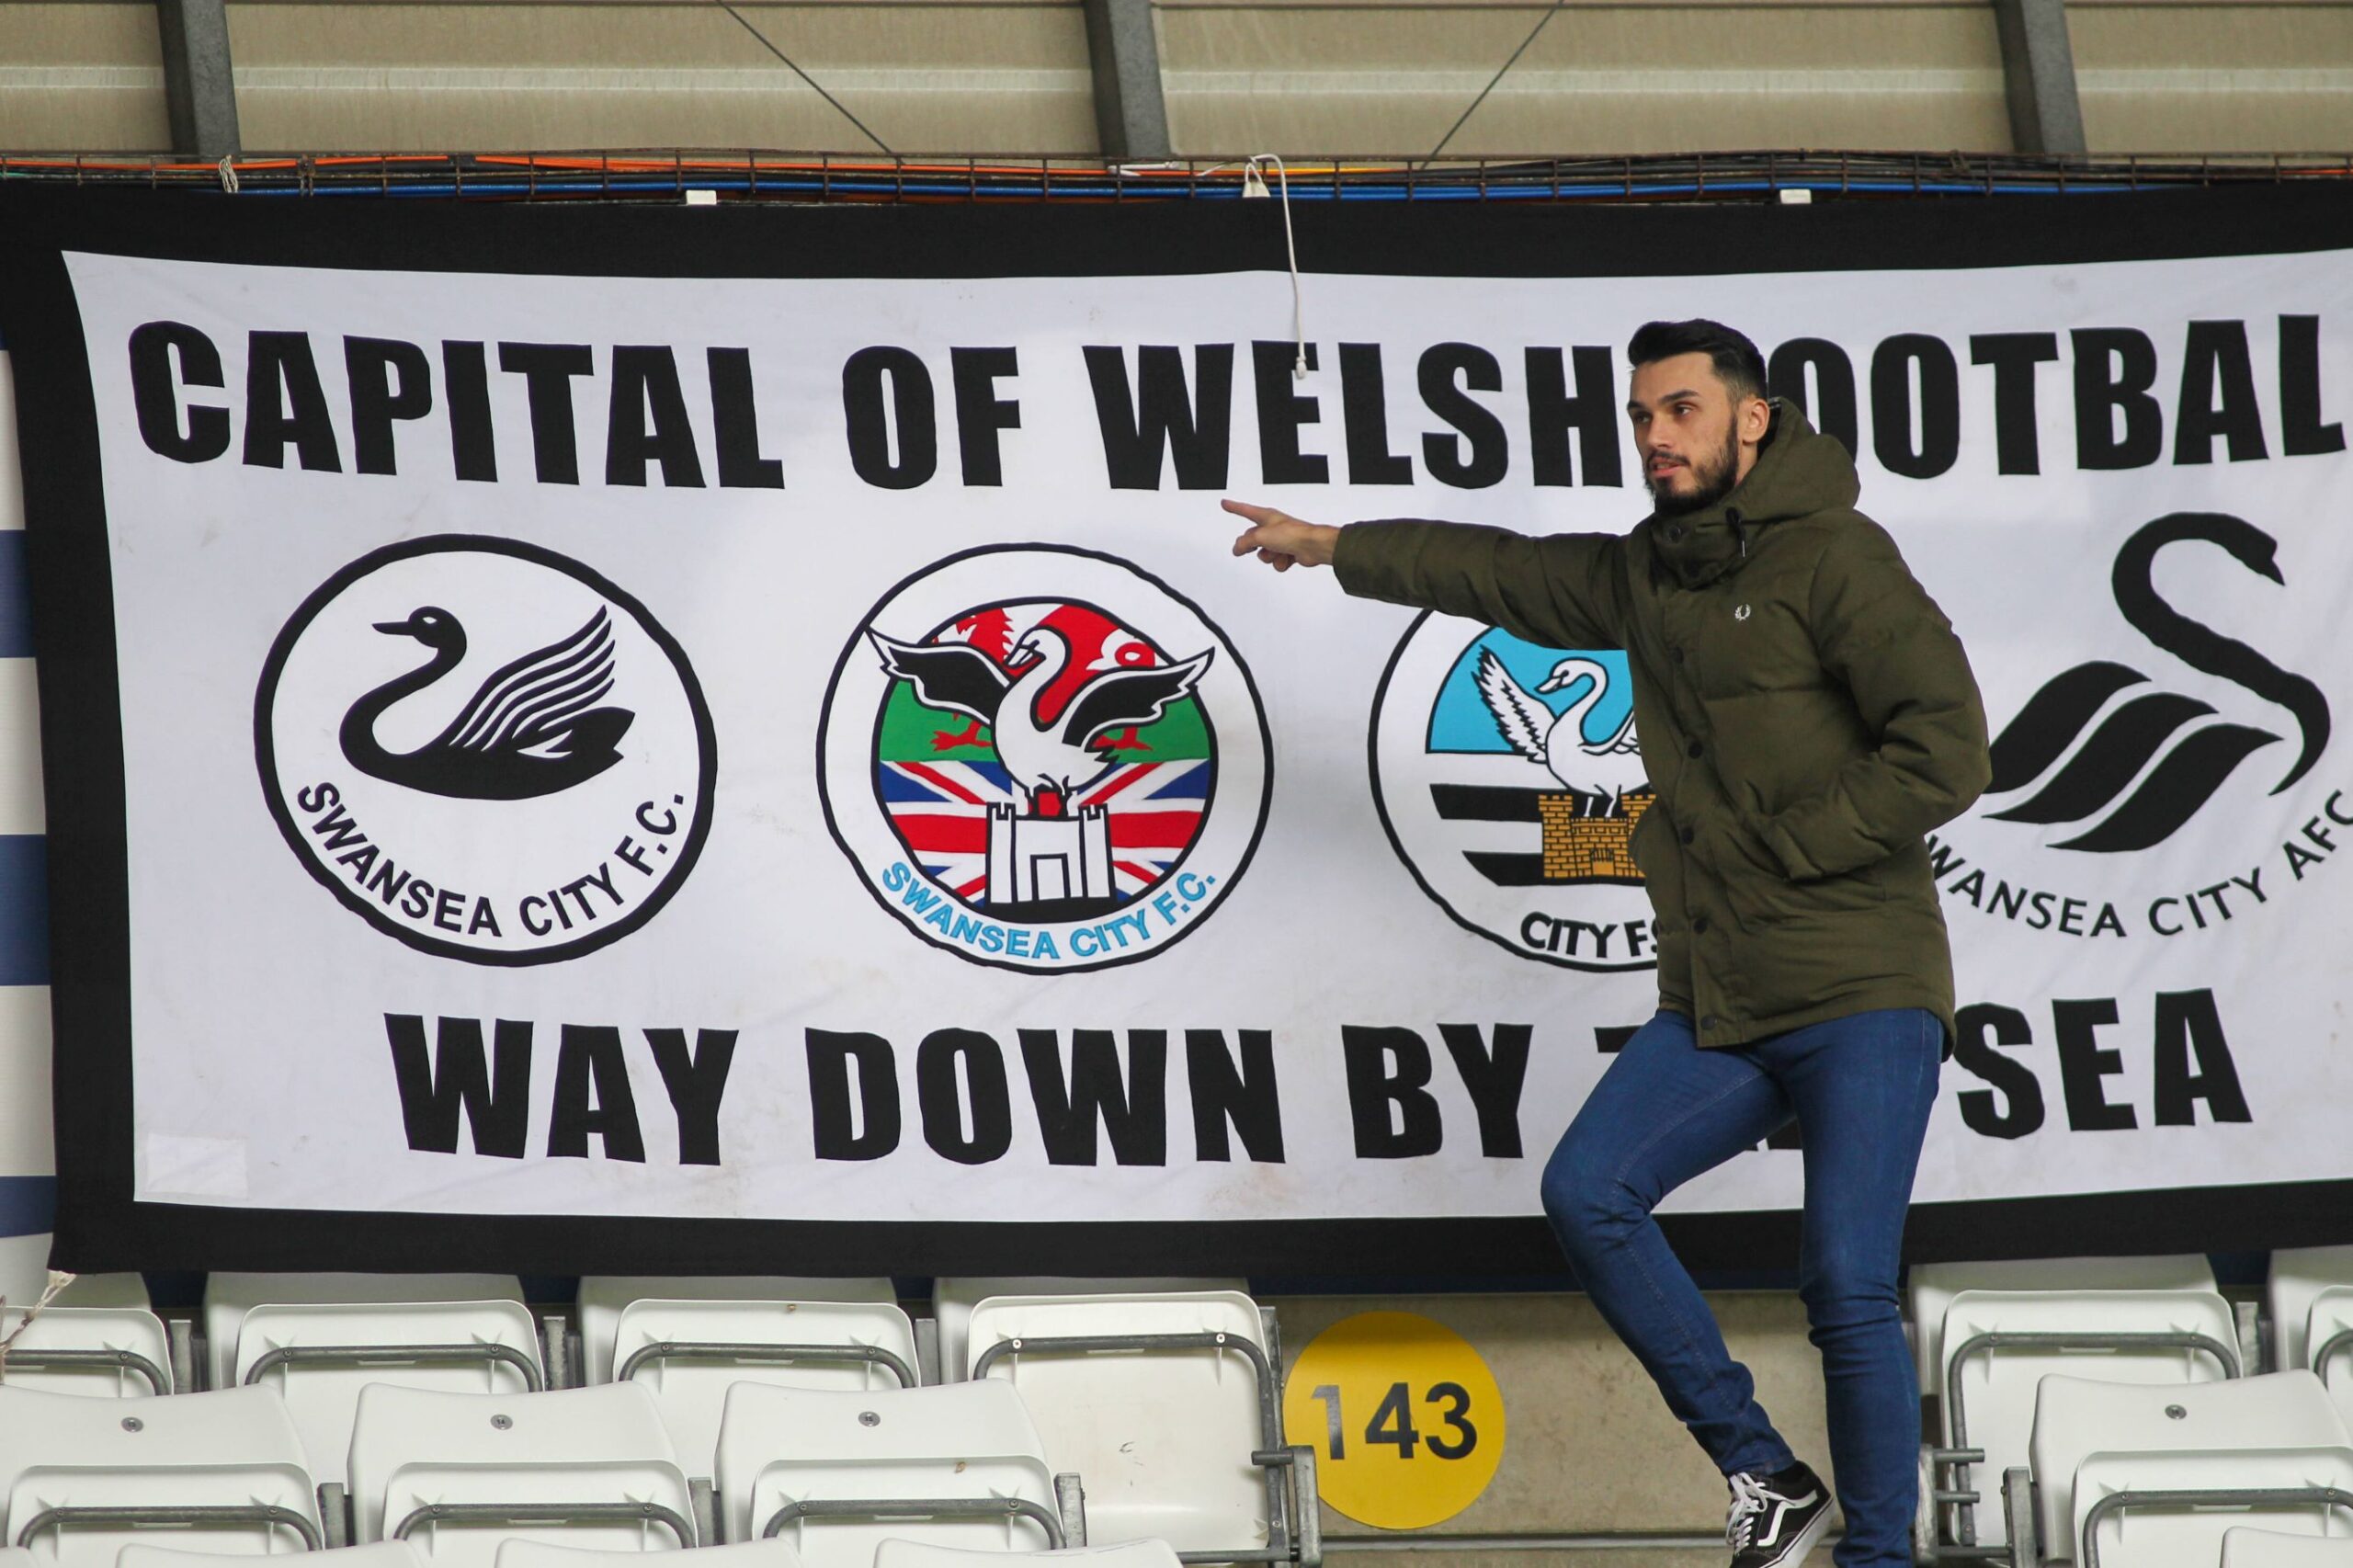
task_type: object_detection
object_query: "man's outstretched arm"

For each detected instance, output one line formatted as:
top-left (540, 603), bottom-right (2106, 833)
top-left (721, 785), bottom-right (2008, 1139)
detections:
top-left (1225, 499), bottom-right (1627, 651)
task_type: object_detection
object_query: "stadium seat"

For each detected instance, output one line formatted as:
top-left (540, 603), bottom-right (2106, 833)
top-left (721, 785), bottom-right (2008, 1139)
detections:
top-left (2024, 1370), bottom-right (2353, 1563)
top-left (2221, 1527), bottom-right (2353, 1564)
top-left (575, 1278), bottom-right (897, 1389)
top-left (119, 1544), bottom-right (428, 1568)
top-left (963, 1291), bottom-right (1316, 1562)
top-left (0, 1383), bottom-right (322, 1567)
top-left (233, 1299), bottom-right (546, 1487)
top-left (2270, 1248), bottom-right (2353, 1375)
top-left (344, 1381), bottom-right (694, 1566)
top-left (496, 1542), bottom-right (805, 1568)
top-left (1906, 1255), bottom-right (2215, 1399)
top-left (1926, 1287), bottom-right (2238, 1552)
top-left (2075, 1448), bottom-right (2353, 1565)
top-left (203, 1272), bottom-right (528, 1392)
top-left (710, 1381), bottom-right (1074, 1562)
top-left (932, 1282), bottom-right (1242, 1385)
top-left (0, 1302), bottom-right (174, 1396)
top-left (608, 1297), bottom-right (918, 1482)
top-left (873, 1541), bottom-right (1182, 1568)
top-left (2312, 1288), bottom-right (2353, 1425)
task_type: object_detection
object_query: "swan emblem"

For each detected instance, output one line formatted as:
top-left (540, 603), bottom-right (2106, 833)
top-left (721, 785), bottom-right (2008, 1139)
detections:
top-left (1984, 512), bottom-right (2331, 853)
top-left (870, 622), bottom-right (1211, 810)
top-left (1474, 649), bottom-right (1641, 797)
top-left (339, 605), bottom-right (635, 801)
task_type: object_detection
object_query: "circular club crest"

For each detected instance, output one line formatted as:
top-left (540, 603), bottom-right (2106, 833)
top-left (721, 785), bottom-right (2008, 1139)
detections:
top-left (256, 536), bottom-right (715, 965)
top-left (1371, 614), bottom-right (1657, 972)
top-left (819, 545), bottom-right (1269, 973)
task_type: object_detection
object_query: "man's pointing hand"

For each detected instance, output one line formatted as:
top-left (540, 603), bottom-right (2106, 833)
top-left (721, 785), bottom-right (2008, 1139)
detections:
top-left (1225, 498), bottom-right (1341, 574)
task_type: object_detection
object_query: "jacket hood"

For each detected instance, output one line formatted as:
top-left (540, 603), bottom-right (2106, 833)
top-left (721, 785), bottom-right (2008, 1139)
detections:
top-left (1644, 400), bottom-right (1860, 588)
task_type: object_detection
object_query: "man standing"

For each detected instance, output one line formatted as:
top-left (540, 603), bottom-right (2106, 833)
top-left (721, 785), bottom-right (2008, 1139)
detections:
top-left (1225, 320), bottom-right (1990, 1568)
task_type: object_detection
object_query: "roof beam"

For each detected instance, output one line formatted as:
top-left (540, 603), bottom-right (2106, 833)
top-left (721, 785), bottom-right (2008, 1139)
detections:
top-left (1992, 0), bottom-right (2086, 155)
top-left (156, 0), bottom-right (242, 157)
top-left (1081, 0), bottom-right (1170, 161)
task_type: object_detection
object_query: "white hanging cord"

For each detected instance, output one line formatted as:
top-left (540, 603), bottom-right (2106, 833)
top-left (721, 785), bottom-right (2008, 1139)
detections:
top-left (1243, 154), bottom-right (1308, 381)
top-left (0, 1269), bottom-right (78, 1381)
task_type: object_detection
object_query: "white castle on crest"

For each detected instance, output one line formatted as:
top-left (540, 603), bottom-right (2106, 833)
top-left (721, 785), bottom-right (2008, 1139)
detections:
top-left (986, 801), bottom-right (1113, 905)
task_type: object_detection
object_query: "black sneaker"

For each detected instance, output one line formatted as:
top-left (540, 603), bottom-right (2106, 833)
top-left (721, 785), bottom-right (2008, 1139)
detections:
top-left (1724, 1461), bottom-right (1832, 1567)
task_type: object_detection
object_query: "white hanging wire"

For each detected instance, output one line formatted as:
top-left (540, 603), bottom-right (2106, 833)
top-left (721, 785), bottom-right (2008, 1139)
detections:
top-left (1245, 154), bottom-right (1308, 381)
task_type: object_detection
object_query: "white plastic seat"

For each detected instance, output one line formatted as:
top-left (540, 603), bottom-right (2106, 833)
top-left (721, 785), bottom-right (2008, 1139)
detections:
top-left (119, 1545), bottom-right (428, 1568)
top-left (1934, 1289), bottom-right (2238, 1544)
top-left (0, 1304), bottom-right (174, 1396)
top-left (712, 1381), bottom-right (1063, 1562)
top-left (874, 1543), bottom-right (1182, 1568)
top-left (346, 1382), bottom-right (692, 1567)
top-left (1908, 1256), bottom-right (2215, 1398)
top-left (933, 1283), bottom-right (1240, 1387)
top-left (495, 1543), bottom-right (804, 1568)
top-left (610, 1299), bottom-right (918, 1482)
top-left (2075, 1448), bottom-right (2353, 1566)
top-left (2028, 1371), bottom-right (2352, 1562)
top-left (2271, 1248), bottom-right (2353, 1375)
top-left (2222, 1527), bottom-right (2353, 1564)
top-left (0, 1384), bottom-right (320, 1568)
top-left (575, 1279), bottom-right (896, 1390)
top-left (2313, 1288), bottom-right (2353, 1426)
top-left (965, 1293), bottom-right (1278, 1556)
top-left (235, 1300), bottom-right (546, 1488)
top-left (203, 1273), bottom-right (527, 1392)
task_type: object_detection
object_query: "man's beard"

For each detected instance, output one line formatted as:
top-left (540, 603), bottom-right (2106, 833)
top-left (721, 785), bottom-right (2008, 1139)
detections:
top-left (1647, 424), bottom-right (1742, 517)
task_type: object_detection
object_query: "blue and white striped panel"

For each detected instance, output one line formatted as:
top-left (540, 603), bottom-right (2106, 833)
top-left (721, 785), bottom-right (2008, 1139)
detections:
top-left (0, 333), bottom-right (59, 1301)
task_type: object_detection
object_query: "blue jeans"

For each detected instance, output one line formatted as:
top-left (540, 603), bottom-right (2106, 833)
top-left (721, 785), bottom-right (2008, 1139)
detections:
top-left (1540, 1007), bottom-right (1942, 1567)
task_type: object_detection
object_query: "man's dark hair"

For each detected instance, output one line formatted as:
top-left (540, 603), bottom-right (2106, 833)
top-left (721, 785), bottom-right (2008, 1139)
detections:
top-left (1626, 319), bottom-right (1768, 403)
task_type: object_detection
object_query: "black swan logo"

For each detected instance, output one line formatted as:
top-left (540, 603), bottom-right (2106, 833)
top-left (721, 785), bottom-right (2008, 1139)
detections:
top-left (339, 605), bottom-right (635, 801)
top-left (1983, 512), bottom-right (2330, 853)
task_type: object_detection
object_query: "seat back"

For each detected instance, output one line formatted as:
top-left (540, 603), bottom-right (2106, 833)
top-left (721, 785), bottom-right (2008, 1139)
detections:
top-left (2272, 1248), bottom-right (2353, 1375)
top-left (965, 1292), bottom-right (1269, 1553)
top-left (235, 1300), bottom-right (545, 1487)
top-left (204, 1272), bottom-right (526, 1391)
top-left (2030, 1370), bottom-right (2352, 1558)
top-left (1908, 1256), bottom-right (2214, 1397)
top-left (611, 1299), bottom-right (917, 1481)
top-left (119, 1545), bottom-right (428, 1568)
top-left (576, 1278), bottom-right (897, 1387)
top-left (873, 1542), bottom-right (1182, 1568)
top-left (0, 1385), bottom-right (317, 1568)
top-left (0, 1305), bottom-right (173, 1396)
top-left (2308, 1287), bottom-right (2353, 1426)
top-left (2222, 1526), bottom-right (2353, 1564)
top-left (933, 1281), bottom-right (1242, 1385)
top-left (0, 1240), bottom-right (148, 1315)
top-left (713, 1381), bottom-right (1054, 1555)
top-left (347, 1382), bottom-right (690, 1565)
top-left (496, 1541), bottom-right (806, 1568)
top-left (1938, 1288), bottom-right (2237, 1527)
top-left (2074, 1447), bottom-right (2353, 1567)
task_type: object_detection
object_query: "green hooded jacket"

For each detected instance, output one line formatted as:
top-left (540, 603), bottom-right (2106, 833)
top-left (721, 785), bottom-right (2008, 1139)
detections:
top-left (1333, 401), bottom-right (1992, 1049)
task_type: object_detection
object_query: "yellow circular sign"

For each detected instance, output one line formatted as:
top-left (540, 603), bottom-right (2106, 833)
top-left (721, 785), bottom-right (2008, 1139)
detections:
top-left (1282, 1311), bottom-right (1506, 1529)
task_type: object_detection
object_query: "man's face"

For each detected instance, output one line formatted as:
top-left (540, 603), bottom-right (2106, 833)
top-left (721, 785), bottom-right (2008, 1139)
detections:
top-left (1626, 352), bottom-right (1761, 517)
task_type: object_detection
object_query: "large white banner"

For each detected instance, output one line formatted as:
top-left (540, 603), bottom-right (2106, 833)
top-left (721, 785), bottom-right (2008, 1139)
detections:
top-left (6, 188), bottom-right (2350, 1272)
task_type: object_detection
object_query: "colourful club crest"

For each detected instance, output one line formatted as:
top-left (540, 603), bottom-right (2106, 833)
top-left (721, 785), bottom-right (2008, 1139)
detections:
top-left (1371, 616), bottom-right (1659, 971)
top-left (820, 546), bottom-right (1269, 973)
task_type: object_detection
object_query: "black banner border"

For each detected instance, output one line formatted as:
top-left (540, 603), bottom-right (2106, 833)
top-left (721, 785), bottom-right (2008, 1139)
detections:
top-left (7, 183), bottom-right (2353, 1274)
